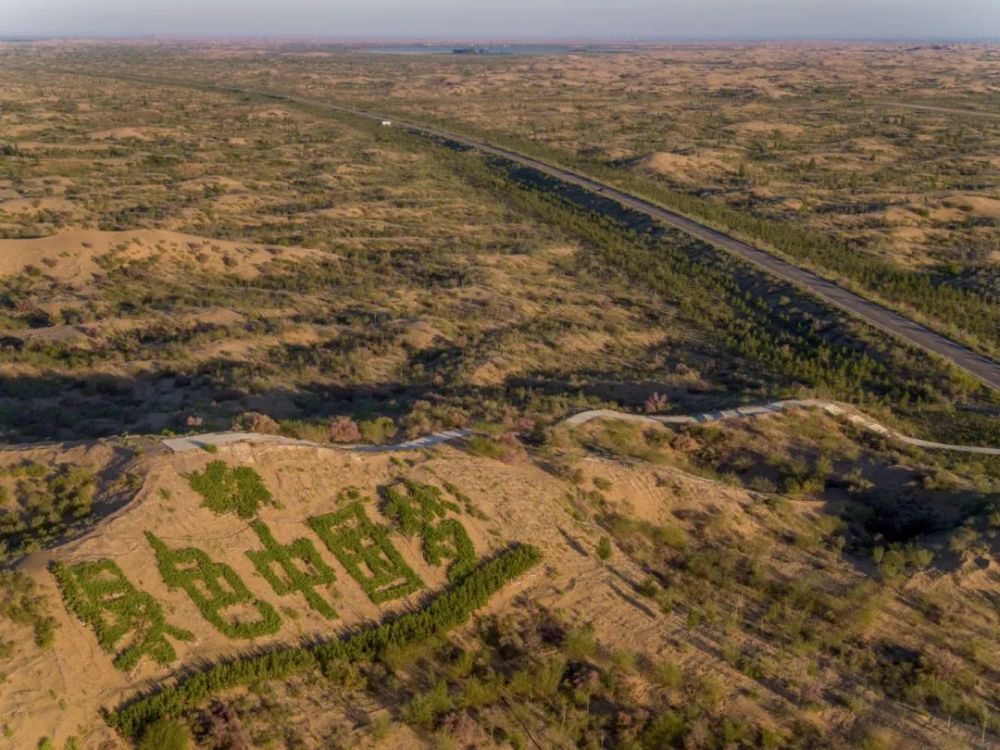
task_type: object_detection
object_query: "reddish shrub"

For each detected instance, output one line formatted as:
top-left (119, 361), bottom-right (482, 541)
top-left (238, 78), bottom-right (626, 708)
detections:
top-left (328, 416), bottom-right (363, 443)
top-left (497, 432), bottom-right (527, 464)
top-left (644, 392), bottom-right (669, 414)
top-left (231, 411), bottom-right (279, 434)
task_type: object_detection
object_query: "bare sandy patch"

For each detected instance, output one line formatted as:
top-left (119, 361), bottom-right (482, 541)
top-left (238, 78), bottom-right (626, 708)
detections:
top-left (727, 120), bottom-right (804, 137)
top-left (0, 229), bottom-right (328, 284)
top-left (0, 197), bottom-right (76, 214)
top-left (248, 108), bottom-right (291, 120)
top-left (397, 319), bottom-right (449, 350)
top-left (88, 127), bottom-right (176, 141)
top-left (955, 195), bottom-right (1000, 219)
top-left (638, 151), bottom-right (733, 182)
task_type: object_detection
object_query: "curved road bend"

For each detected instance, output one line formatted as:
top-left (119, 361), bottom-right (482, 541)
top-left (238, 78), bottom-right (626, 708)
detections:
top-left (84, 75), bottom-right (1000, 392)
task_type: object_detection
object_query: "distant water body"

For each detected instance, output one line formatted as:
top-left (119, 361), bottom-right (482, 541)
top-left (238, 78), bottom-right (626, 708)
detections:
top-left (362, 45), bottom-right (613, 55)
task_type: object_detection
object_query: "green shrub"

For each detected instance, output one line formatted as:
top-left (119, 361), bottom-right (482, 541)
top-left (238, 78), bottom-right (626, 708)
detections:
top-left (650, 660), bottom-right (683, 690)
top-left (637, 576), bottom-right (659, 598)
top-left (596, 536), bottom-right (613, 560)
top-left (146, 532), bottom-right (281, 639)
top-left (186, 461), bottom-right (273, 519)
top-left (402, 679), bottom-right (452, 729)
top-left (562, 625), bottom-right (596, 660)
top-left (359, 417), bottom-right (397, 444)
top-left (465, 434), bottom-right (508, 460)
top-left (50, 559), bottom-right (191, 670)
top-left (641, 712), bottom-right (688, 748)
top-left (138, 718), bottom-right (190, 750)
top-left (308, 494), bottom-right (423, 603)
top-left (655, 523), bottom-right (689, 550)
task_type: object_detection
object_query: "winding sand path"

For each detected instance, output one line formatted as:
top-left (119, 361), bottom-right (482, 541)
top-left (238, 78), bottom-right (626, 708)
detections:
top-left (163, 399), bottom-right (1000, 456)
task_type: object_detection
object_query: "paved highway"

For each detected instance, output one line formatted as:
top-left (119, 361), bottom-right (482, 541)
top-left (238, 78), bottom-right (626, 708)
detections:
top-left (79, 74), bottom-right (1000, 392)
top-left (874, 100), bottom-right (1000, 120)
top-left (213, 85), bottom-right (1000, 392)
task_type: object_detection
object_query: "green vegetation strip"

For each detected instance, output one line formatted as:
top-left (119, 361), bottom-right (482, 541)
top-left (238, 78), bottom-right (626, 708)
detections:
top-left (107, 543), bottom-right (541, 738)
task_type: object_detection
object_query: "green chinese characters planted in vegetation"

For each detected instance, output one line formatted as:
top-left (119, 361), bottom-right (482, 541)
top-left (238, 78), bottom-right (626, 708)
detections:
top-left (246, 520), bottom-right (339, 619)
top-left (108, 543), bottom-right (543, 739)
top-left (308, 489), bottom-right (423, 604)
top-left (187, 460), bottom-right (274, 519)
top-left (382, 479), bottom-right (476, 583)
top-left (52, 468), bottom-right (486, 664)
top-left (51, 559), bottom-right (193, 671)
top-left (146, 532), bottom-right (281, 639)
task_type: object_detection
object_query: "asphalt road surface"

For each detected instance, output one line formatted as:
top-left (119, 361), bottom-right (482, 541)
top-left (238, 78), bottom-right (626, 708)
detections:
top-left (875, 100), bottom-right (1000, 120)
top-left (85, 74), bottom-right (1000, 392)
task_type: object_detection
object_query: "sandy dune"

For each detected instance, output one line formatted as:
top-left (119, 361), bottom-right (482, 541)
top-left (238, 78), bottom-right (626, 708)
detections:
top-left (0, 228), bottom-right (327, 284)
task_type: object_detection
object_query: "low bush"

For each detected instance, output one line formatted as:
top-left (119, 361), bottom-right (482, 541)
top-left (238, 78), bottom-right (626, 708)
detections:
top-left (186, 461), bottom-right (273, 519)
top-left (596, 536), bottom-right (613, 560)
top-left (51, 559), bottom-right (191, 670)
top-left (0, 570), bottom-right (57, 649)
top-left (146, 532), bottom-right (281, 639)
top-left (138, 717), bottom-right (190, 750)
top-left (308, 494), bottom-right (424, 604)
top-left (359, 417), bottom-right (397, 445)
top-left (230, 411), bottom-right (280, 434)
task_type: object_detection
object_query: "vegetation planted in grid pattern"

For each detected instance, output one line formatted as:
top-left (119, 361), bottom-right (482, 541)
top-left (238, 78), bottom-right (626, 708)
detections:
top-left (107, 543), bottom-right (542, 738)
top-left (186, 461), bottom-right (274, 520)
top-left (246, 519), bottom-right (339, 619)
top-left (307, 491), bottom-right (423, 604)
top-left (50, 559), bottom-right (193, 670)
top-left (382, 479), bottom-right (477, 583)
top-left (146, 532), bottom-right (281, 640)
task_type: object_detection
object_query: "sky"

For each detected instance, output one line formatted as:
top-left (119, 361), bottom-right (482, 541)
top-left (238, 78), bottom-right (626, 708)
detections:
top-left (2, 0), bottom-right (998, 41)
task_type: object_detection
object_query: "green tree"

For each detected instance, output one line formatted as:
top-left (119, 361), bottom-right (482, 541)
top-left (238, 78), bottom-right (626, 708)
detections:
top-left (596, 536), bottom-right (613, 560)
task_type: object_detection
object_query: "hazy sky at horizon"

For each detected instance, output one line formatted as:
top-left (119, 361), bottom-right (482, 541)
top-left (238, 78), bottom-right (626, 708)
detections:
top-left (2, 0), bottom-right (998, 40)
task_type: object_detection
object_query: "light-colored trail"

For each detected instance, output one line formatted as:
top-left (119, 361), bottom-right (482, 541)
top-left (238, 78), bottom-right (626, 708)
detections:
top-left (164, 399), bottom-right (1000, 456)
top-left (873, 100), bottom-right (1000, 120)
top-left (161, 428), bottom-right (473, 453)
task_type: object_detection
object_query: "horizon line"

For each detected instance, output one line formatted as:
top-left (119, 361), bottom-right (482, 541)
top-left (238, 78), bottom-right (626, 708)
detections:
top-left (2, 33), bottom-right (1000, 44)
